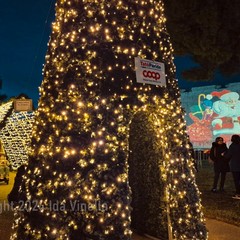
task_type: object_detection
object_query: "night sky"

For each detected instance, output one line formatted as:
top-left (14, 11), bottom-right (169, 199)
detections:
top-left (1, 0), bottom-right (239, 107)
top-left (0, 0), bottom-right (55, 107)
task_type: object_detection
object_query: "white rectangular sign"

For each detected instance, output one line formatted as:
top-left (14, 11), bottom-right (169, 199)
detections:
top-left (135, 57), bottom-right (166, 86)
top-left (14, 99), bottom-right (33, 112)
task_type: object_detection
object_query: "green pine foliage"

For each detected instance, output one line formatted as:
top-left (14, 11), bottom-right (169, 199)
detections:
top-left (11, 1), bottom-right (207, 239)
top-left (129, 110), bottom-right (168, 239)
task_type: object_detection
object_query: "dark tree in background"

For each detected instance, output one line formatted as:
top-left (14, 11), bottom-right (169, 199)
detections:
top-left (11, 0), bottom-right (207, 239)
top-left (0, 77), bottom-right (7, 102)
top-left (164, 0), bottom-right (240, 80)
top-left (0, 94), bottom-right (7, 102)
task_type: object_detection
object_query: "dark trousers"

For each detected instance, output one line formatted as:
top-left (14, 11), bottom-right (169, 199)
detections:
top-left (213, 170), bottom-right (227, 190)
top-left (232, 172), bottom-right (240, 194)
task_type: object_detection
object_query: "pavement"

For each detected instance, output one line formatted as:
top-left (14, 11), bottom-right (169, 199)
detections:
top-left (206, 218), bottom-right (240, 240)
top-left (1, 172), bottom-right (240, 240)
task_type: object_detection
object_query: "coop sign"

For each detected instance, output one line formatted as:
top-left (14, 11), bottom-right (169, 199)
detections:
top-left (14, 99), bottom-right (33, 112)
top-left (135, 57), bottom-right (166, 86)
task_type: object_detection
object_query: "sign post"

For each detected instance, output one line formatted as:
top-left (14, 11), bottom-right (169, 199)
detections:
top-left (14, 99), bottom-right (33, 112)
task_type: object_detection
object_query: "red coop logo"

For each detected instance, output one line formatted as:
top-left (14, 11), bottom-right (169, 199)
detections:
top-left (142, 70), bottom-right (161, 80)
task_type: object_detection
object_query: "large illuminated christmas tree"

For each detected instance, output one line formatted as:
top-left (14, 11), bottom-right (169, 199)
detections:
top-left (11, 0), bottom-right (207, 239)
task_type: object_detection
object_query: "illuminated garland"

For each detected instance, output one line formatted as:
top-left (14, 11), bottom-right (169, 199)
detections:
top-left (0, 101), bottom-right (13, 122)
top-left (11, 0), bottom-right (207, 239)
top-left (0, 101), bottom-right (34, 170)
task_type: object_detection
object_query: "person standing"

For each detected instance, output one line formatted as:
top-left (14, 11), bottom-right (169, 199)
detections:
top-left (210, 137), bottom-right (229, 192)
top-left (223, 135), bottom-right (240, 199)
top-left (8, 164), bottom-right (26, 206)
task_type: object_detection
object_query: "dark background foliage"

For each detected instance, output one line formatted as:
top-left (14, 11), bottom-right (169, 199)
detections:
top-left (164, 0), bottom-right (240, 81)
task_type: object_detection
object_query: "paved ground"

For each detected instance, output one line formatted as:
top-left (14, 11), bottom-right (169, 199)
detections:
top-left (206, 218), bottom-right (240, 240)
top-left (1, 172), bottom-right (240, 240)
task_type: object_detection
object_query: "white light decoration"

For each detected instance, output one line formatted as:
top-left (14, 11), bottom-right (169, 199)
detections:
top-left (0, 100), bottom-right (34, 169)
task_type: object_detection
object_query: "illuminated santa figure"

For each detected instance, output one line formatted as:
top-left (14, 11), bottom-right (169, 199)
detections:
top-left (211, 89), bottom-right (240, 136)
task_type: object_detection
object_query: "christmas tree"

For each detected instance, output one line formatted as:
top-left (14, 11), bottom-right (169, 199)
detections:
top-left (11, 0), bottom-right (207, 239)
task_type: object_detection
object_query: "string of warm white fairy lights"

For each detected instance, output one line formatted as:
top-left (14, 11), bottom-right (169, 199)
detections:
top-left (0, 101), bottom-right (13, 122)
top-left (0, 101), bottom-right (34, 170)
top-left (10, 0), bottom-right (207, 239)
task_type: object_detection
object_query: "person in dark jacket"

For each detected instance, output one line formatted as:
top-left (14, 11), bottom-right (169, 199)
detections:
top-left (210, 137), bottom-right (229, 192)
top-left (223, 135), bottom-right (240, 199)
top-left (8, 164), bottom-right (26, 207)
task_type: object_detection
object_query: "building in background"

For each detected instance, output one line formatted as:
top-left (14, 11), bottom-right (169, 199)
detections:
top-left (181, 82), bottom-right (240, 149)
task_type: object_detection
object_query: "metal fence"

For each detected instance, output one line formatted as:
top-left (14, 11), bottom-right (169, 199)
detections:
top-left (194, 149), bottom-right (210, 169)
